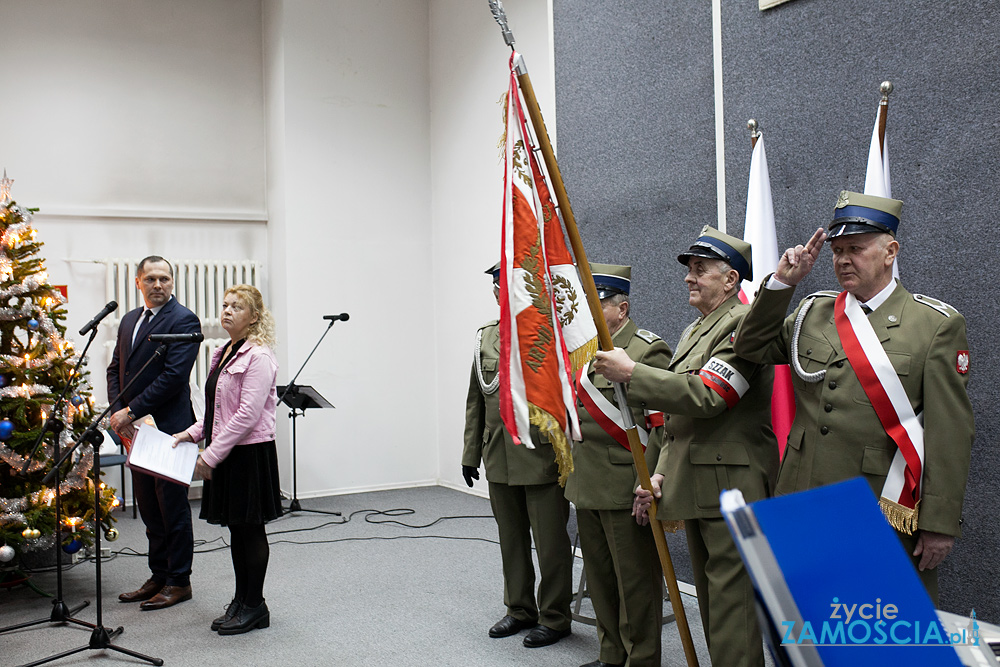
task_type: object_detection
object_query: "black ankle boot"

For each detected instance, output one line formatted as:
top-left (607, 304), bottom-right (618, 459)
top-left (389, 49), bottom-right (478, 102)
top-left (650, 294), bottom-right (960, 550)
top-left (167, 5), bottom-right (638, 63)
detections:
top-left (218, 600), bottom-right (270, 635)
top-left (211, 598), bottom-right (243, 632)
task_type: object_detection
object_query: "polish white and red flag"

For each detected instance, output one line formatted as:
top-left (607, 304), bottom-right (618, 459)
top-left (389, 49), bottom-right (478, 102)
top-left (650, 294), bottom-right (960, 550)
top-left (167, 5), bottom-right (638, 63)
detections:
top-left (864, 96), bottom-right (897, 278)
top-left (498, 51), bottom-right (597, 483)
top-left (738, 132), bottom-right (795, 456)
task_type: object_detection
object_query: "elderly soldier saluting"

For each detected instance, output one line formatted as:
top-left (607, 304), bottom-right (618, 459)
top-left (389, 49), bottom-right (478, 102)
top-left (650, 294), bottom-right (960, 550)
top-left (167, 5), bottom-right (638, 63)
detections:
top-left (564, 263), bottom-right (672, 667)
top-left (732, 191), bottom-right (974, 603)
top-left (595, 228), bottom-right (777, 667)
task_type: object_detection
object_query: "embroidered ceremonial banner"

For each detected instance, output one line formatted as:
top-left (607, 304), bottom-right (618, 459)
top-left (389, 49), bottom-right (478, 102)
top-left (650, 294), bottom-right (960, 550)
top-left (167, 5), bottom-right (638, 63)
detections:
top-left (737, 133), bottom-right (795, 456)
top-left (834, 291), bottom-right (924, 533)
top-left (498, 51), bottom-right (597, 483)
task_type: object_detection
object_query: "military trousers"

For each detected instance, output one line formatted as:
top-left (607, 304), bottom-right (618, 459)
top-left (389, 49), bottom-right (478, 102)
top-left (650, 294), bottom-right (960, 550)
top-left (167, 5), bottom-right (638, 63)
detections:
top-left (896, 530), bottom-right (940, 605)
top-left (488, 480), bottom-right (573, 631)
top-left (577, 507), bottom-right (662, 667)
top-left (686, 517), bottom-right (764, 667)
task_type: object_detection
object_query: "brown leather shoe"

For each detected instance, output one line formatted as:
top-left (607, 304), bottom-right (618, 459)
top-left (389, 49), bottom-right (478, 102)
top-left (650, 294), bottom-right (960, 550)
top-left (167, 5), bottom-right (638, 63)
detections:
top-left (139, 585), bottom-right (192, 611)
top-left (119, 578), bottom-right (163, 603)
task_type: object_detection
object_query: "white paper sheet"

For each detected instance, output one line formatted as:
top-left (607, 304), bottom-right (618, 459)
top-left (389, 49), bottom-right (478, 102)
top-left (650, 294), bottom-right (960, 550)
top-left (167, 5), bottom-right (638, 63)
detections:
top-left (126, 422), bottom-right (198, 486)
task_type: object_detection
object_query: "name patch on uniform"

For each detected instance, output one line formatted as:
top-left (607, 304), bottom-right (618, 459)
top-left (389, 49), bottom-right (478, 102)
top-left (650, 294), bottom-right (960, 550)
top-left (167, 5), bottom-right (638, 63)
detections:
top-left (699, 357), bottom-right (750, 409)
top-left (957, 351), bottom-right (970, 374)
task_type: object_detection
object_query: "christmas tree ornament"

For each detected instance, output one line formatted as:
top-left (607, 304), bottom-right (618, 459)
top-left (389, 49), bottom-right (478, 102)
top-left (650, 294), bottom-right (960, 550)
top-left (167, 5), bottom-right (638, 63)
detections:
top-left (27, 318), bottom-right (39, 330)
top-left (105, 527), bottom-right (119, 542)
top-left (0, 419), bottom-right (14, 440)
top-left (21, 527), bottom-right (35, 539)
top-left (71, 394), bottom-right (84, 407)
top-left (0, 373), bottom-right (7, 387)
top-left (0, 544), bottom-right (14, 562)
top-left (62, 537), bottom-right (82, 554)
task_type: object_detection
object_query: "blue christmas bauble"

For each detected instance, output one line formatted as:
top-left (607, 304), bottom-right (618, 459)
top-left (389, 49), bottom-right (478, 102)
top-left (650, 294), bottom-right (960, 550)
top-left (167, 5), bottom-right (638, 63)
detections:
top-left (0, 374), bottom-right (7, 388)
top-left (27, 318), bottom-right (39, 330)
top-left (0, 419), bottom-right (14, 441)
top-left (71, 395), bottom-right (84, 407)
top-left (62, 538), bottom-right (82, 554)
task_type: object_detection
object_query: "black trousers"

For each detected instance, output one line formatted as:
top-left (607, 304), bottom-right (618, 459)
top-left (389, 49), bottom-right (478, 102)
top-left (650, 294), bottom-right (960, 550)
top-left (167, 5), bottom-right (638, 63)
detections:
top-left (132, 469), bottom-right (194, 587)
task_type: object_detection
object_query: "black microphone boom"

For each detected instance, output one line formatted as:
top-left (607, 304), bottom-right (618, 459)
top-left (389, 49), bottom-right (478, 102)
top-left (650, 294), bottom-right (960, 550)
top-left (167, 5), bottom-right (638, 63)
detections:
top-left (323, 313), bottom-right (350, 322)
top-left (148, 332), bottom-right (205, 343)
top-left (78, 301), bottom-right (118, 336)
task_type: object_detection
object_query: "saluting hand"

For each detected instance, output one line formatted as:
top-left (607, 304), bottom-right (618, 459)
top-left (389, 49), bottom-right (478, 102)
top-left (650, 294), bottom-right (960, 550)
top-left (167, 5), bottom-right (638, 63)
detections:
top-left (775, 227), bottom-right (827, 286)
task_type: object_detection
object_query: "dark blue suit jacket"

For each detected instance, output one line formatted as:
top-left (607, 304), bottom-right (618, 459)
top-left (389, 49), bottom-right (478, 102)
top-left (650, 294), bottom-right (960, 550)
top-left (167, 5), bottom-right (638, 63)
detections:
top-left (106, 296), bottom-right (202, 434)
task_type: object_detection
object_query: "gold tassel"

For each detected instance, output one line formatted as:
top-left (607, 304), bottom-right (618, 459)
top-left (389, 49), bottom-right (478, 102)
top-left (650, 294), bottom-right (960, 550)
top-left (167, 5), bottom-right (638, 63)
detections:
top-left (528, 403), bottom-right (575, 486)
top-left (879, 497), bottom-right (920, 535)
top-left (568, 337), bottom-right (599, 374)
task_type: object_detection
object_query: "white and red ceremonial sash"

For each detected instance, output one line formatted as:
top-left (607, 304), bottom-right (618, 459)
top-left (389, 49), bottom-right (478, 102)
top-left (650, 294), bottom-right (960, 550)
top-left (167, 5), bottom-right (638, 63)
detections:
top-left (698, 357), bottom-right (750, 409)
top-left (834, 291), bottom-right (923, 533)
top-left (575, 364), bottom-right (649, 452)
top-left (498, 51), bottom-right (594, 483)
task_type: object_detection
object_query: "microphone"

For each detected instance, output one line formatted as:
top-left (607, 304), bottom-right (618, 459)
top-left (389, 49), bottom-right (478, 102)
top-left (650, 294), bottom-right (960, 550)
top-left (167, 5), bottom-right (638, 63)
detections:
top-left (148, 332), bottom-right (205, 343)
top-left (79, 301), bottom-right (118, 336)
top-left (323, 313), bottom-right (350, 322)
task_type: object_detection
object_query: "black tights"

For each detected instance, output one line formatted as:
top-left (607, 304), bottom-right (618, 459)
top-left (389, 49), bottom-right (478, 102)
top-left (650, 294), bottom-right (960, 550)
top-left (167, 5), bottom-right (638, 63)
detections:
top-left (230, 523), bottom-right (269, 607)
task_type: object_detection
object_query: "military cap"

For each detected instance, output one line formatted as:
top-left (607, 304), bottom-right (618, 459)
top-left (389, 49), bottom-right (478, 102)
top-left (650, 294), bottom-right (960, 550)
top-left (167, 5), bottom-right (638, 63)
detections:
top-left (829, 190), bottom-right (902, 238)
top-left (677, 225), bottom-right (753, 283)
top-left (485, 261), bottom-right (501, 284)
top-left (590, 262), bottom-right (631, 299)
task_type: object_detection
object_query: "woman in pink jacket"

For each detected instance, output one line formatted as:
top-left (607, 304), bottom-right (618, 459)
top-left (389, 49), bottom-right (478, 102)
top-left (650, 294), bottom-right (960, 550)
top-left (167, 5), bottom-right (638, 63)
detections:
top-left (174, 284), bottom-right (280, 636)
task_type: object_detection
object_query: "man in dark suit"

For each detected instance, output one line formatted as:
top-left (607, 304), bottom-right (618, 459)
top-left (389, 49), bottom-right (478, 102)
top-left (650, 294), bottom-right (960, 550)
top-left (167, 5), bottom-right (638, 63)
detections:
top-left (108, 256), bottom-right (201, 610)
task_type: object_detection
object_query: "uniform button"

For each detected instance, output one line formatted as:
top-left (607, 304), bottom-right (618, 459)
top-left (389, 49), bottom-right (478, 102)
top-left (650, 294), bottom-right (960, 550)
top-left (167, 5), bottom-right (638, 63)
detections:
top-left (836, 360), bottom-right (845, 368)
top-left (641, 402), bottom-right (647, 408)
top-left (824, 403), bottom-right (833, 413)
top-left (716, 454), bottom-right (722, 461)
top-left (665, 415), bottom-right (670, 421)
top-left (820, 426), bottom-right (829, 435)
top-left (806, 348), bottom-right (812, 355)
top-left (828, 380), bottom-right (837, 390)
top-left (578, 400), bottom-right (584, 408)
top-left (669, 435), bottom-right (675, 442)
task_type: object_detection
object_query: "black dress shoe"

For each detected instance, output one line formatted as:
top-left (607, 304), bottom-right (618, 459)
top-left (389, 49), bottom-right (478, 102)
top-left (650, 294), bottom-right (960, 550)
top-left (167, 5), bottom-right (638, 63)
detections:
top-left (211, 598), bottom-right (243, 631)
top-left (488, 615), bottom-right (536, 638)
top-left (119, 578), bottom-right (163, 603)
top-left (218, 600), bottom-right (270, 635)
top-left (523, 625), bottom-right (571, 648)
top-left (580, 661), bottom-right (625, 667)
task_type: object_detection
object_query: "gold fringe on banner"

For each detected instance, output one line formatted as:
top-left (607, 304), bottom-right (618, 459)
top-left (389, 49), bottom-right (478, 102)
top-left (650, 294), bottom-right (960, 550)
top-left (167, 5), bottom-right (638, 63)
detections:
top-left (568, 336), bottom-right (599, 375)
top-left (529, 403), bottom-right (574, 486)
top-left (879, 497), bottom-right (919, 535)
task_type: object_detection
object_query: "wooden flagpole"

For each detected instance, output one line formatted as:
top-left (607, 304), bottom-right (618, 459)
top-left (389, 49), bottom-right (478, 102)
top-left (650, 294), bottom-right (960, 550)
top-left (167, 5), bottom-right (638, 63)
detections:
top-left (489, 3), bottom-right (700, 665)
top-left (878, 81), bottom-right (893, 157)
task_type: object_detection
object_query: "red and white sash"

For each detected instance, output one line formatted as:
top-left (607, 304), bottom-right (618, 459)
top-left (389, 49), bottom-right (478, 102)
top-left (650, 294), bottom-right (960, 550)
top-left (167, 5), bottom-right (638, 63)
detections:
top-left (575, 364), bottom-right (659, 452)
top-left (834, 291), bottom-right (924, 534)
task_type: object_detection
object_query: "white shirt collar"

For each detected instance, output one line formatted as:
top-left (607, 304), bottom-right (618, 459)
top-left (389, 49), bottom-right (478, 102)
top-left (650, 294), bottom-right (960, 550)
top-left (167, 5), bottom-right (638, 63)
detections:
top-left (859, 280), bottom-right (898, 313)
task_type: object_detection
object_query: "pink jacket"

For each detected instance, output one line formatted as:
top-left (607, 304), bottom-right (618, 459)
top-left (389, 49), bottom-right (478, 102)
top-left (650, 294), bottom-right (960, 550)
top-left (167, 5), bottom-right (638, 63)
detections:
top-left (185, 342), bottom-right (278, 468)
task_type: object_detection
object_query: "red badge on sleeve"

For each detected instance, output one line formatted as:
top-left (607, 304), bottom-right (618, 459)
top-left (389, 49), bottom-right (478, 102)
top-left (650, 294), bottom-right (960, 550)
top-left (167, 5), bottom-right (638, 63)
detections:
top-left (957, 351), bottom-right (970, 374)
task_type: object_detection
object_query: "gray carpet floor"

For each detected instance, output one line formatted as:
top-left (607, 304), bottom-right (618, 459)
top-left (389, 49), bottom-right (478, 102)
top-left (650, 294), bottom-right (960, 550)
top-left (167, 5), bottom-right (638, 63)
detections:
top-left (1, 486), bottom-right (737, 666)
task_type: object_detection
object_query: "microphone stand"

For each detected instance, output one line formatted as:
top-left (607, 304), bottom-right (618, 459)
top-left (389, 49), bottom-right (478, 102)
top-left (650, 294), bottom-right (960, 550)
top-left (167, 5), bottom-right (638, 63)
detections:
top-left (278, 318), bottom-right (341, 516)
top-left (1, 326), bottom-right (104, 636)
top-left (24, 347), bottom-right (168, 667)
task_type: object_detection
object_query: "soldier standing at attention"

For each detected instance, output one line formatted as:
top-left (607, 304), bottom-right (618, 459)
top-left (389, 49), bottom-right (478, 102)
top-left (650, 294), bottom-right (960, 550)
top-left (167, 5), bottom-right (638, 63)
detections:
top-left (595, 228), bottom-right (778, 667)
top-left (732, 191), bottom-right (974, 604)
top-left (564, 263), bottom-right (672, 667)
top-left (462, 263), bottom-right (573, 649)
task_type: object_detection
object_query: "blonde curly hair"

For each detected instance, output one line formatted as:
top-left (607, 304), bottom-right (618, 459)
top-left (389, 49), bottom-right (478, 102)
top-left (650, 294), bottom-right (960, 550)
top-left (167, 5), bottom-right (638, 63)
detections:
top-left (225, 284), bottom-right (276, 348)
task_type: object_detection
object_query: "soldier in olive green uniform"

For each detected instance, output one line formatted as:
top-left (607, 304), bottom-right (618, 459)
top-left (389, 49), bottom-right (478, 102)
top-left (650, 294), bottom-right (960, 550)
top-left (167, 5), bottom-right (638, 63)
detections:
top-left (564, 264), bottom-right (672, 667)
top-left (733, 192), bottom-right (974, 604)
top-left (596, 229), bottom-right (778, 667)
top-left (463, 264), bottom-right (573, 648)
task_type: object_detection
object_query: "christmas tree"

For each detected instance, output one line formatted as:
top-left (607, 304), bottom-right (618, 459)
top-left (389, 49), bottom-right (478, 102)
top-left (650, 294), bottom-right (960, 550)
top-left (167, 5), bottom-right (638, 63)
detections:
top-left (0, 172), bottom-right (118, 568)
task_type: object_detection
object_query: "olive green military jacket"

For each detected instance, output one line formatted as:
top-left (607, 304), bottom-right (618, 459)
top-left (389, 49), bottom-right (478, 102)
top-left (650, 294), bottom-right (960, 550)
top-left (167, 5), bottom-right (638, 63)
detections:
top-left (733, 279), bottom-right (974, 537)
top-left (625, 294), bottom-right (778, 520)
top-left (564, 319), bottom-right (672, 510)
top-left (463, 320), bottom-right (560, 486)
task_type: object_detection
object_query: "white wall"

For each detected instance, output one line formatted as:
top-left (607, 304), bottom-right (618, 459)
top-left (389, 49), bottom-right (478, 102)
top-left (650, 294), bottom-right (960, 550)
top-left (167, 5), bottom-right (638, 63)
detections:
top-left (429, 0), bottom-right (556, 495)
top-left (264, 0), bottom-right (438, 496)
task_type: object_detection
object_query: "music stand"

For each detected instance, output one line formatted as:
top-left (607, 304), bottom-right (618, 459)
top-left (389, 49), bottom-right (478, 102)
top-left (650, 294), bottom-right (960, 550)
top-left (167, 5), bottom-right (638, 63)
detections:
top-left (277, 385), bottom-right (334, 514)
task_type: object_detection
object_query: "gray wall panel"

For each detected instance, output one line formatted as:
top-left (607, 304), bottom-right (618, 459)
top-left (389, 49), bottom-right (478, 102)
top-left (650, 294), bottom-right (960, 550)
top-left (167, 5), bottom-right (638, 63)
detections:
top-left (555, 0), bottom-right (999, 620)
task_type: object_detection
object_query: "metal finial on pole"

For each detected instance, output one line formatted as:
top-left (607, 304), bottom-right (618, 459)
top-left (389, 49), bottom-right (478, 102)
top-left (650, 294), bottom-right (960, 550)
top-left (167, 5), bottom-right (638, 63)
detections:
top-left (488, 0), bottom-right (515, 47)
top-left (880, 80), bottom-right (893, 104)
top-left (0, 170), bottom-right (13, 206)
top-left (747, 119), bottom-right (760, 149)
